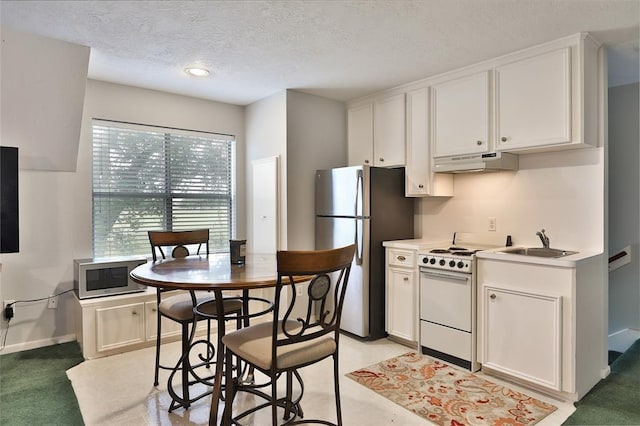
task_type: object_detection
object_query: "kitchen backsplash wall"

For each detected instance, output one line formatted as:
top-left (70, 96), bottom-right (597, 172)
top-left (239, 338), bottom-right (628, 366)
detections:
top-left (417, 146), bottom-right (604, 252)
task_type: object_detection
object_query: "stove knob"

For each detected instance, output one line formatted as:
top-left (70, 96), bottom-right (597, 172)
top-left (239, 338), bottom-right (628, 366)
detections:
top-left (439, 259), bottom-right (445, 266)
top-left (429, 258), bottom-right (436, 265)
top-left (422, 257), bottom-right (428, 264)
top-left (457, 261), bottom-right (465, 269)
top-left (449, 260), bottom-right (456, 268)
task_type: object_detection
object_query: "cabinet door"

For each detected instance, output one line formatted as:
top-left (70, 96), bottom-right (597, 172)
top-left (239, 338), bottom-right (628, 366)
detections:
top-left (432, 71), bottom-right (490, 157)
top-left (386, 267), bottom-right (416, 342)
top-left (144, 301), bottom-right (183, 341)
top-left (482, 286), bottom-right (562, 390)
top-left (374, 93), bottom-right (406, 167)
top-left (406, 88), bottom-right (453, 197)
top-left (406, 88), bottom-right (430, 196)
top-left (96, 302), bottom-right (145, 352)
top-left (496, 48), bottom-right (571, 150)
top-left (347, 103), bottom-right (374, 166)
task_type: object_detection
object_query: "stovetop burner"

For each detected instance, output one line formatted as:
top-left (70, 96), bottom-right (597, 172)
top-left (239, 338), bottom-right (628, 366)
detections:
top-left (429, 246), bottom-right (478, 255)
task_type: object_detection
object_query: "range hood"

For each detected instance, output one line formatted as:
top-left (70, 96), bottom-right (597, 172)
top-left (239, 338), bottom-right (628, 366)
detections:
top-left (434, 152), bottom-right (518, 173)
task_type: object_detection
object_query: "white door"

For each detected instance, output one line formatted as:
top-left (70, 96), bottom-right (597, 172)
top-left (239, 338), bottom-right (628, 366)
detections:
top-left (251, 156), bottom-right (279, 254)
top-left (495, 48), bottom-right (571, 150)
top-left (432, 71), bottom-right (490, 157)
top-left (374, 93), bottom-right (406, 167)
top-left (483, 285), bottom-right (563, 390)
top-left (387, 267), bottom-right (415, 341)
top-left (347, 103), bottom-right (374, 166)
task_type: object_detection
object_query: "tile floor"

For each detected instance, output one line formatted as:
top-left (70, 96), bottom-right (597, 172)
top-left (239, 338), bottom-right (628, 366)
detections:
top-left (67, 336), bottom-right (575, 425)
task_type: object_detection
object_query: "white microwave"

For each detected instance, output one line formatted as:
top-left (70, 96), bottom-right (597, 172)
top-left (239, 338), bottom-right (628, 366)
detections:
top-left (74, 257), bottom-right (148, 299)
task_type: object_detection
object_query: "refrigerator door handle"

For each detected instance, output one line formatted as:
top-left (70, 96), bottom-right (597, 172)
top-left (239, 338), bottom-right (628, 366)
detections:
top-left (356, 168), bottom-right (364, 217)
top-left (355, 219), bottom-right (363, 265)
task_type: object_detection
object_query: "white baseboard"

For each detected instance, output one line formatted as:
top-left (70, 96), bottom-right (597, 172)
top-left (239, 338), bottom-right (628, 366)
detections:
top-left (608, 328), bottom-right (640, 353)
top-left (0, 333), bottom-right (77, 355)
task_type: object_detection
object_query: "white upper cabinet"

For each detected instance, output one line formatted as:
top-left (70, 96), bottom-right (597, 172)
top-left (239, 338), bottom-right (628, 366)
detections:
top-left (348, 94), bottom-right (406, 167)
top-left (432, 71), bottom-right (491, 158)
top-left (347, 103), bottom-right (374, 166)
top-left (406, 87), bottom-right (453, 197)
top-left (374, 93), bottom-right (406, 167)
top-left (495, 48), bottom-right (571, 151)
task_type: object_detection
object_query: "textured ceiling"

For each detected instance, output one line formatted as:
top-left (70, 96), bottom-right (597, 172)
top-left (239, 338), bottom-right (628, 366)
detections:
top-left (1, 0), bottom-right (639, 106)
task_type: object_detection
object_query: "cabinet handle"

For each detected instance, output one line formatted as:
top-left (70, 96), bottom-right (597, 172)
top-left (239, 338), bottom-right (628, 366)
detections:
top-left (476, 140), bottom-right (483, 146)
top-left (132, 310), bottom-right (138, 315)
top-left (501, 137), bottom-right (508, 142)
top-left (403, 277), bottom-right (409, 281)
top-left (490, 294), bottom-right (496, 300)
top-left (418, 184), bottom-right (424, 189)
top-left (379, 157), bottom-right (384, 162)
top-left (364, 159), bottom-right (370, 164)
top-left (397, 255), bottom-right (406, 261)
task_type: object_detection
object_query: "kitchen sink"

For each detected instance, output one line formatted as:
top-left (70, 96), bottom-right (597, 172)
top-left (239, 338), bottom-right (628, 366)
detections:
top-left (499, 247), bottom-right (578, 258)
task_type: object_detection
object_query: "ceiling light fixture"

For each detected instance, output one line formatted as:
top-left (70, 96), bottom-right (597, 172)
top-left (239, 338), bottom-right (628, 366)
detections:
top-left (184, 67), bottom-right (210, 77)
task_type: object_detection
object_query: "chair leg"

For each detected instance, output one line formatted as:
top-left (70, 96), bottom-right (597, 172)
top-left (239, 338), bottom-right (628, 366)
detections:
top-left (271, 371), bottom-right (279, 425)
top-left (205, 319), bottom-right (211, 368)
top-left (284, 370), bottom-right (293, 420)
top-left (235, 310), bottom-right (242, 379)
top-left (154, 311), bottom-right (162, 386)
top-left (181, 322), bottom-right (191, 408)
top-left (222, 347), bottom-right (235, 424)
top-left (333, 353), bottom-right (343, 426)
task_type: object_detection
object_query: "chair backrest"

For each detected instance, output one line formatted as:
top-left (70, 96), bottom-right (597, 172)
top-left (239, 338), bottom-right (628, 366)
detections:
top-left (273, 244), bottom-right (355, 358)
top-left (148, 229), bottom-right (210, 261)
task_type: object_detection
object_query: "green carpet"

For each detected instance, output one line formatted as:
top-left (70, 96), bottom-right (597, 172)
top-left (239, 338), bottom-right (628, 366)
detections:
top-left (0, 341), bottom-right (85, 425)
top-left (563, 339), bottom-right (640, 425)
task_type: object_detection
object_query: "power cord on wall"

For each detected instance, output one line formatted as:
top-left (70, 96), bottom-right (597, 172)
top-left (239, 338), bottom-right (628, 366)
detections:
top-left (0, 289), bottom-right (75, 353)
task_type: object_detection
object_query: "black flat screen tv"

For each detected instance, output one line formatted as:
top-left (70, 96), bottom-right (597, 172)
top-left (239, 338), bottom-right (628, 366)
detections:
top-left (1, 146), bottom-right (19, 253)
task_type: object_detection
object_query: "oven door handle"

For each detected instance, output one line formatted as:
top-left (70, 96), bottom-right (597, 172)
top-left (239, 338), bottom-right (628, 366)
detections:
top-left (420, 270), bottom-right (470, 282)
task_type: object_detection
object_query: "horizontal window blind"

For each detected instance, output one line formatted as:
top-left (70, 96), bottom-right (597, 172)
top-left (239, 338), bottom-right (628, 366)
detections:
top-left (92, 120), bottom-right (236, 258)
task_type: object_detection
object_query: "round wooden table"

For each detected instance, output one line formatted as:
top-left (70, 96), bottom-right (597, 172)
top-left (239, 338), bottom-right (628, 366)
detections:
top-left (130, 253), bottom-right (282, 425)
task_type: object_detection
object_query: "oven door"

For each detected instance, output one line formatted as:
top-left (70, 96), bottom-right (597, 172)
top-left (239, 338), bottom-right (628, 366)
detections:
top-left (419, 268), bottom-right (472, 332)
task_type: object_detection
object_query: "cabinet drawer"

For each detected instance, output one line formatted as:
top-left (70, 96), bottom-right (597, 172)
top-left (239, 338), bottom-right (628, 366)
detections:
top-left (388, 249), bottom-right (415, 267)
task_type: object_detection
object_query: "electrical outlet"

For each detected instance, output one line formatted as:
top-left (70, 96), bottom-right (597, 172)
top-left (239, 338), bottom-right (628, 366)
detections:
top-left (4, 299), bottom-right (16, 318)
top-left (48, 296), bottom-right (58, 309)
top-left (488, 217), bottom-right (496, 231)
top-left (296, 286), bottom-right (303, 297)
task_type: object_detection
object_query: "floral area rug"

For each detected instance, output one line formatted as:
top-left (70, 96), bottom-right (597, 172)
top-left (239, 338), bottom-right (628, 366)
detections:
top-left (346, 352), bottom-right (557, 426)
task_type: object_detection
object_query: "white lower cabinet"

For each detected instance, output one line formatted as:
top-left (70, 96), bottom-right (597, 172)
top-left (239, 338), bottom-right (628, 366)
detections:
top-left (144, 300), bottom-right (183, 341)
top-left (74, 288), bottom-right (206, 360)
top-left (96, 302), bottom-right (146, 352)
top-left (385, 248), bottom-right (418, 346)
top-left (477, 254), bottom-right (606, 401)
top-left (387, 267), bottom-right (415, 342)
top-left (482, 286), bottom-right (562, 391)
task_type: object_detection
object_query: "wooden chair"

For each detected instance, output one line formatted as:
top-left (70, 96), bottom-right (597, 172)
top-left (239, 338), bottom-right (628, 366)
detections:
top-left (221, 244), bottom-right (356, 425)
top-left (148, 229), bottom-right (243, 410)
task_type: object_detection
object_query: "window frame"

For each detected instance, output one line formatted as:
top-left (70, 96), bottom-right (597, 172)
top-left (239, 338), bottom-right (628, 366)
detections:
top-left (91, 119), bottom-right (236, 258)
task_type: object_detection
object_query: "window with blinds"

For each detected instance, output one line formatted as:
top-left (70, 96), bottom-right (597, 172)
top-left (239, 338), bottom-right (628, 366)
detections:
top-left (92, 120), bottom-right (236, 258)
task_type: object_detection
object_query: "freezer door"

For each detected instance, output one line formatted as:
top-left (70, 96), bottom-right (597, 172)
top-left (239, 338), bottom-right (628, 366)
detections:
top-left (315, 216), bottom-right (370, 338)
top-left (315, 165), bottom-right (370, 217)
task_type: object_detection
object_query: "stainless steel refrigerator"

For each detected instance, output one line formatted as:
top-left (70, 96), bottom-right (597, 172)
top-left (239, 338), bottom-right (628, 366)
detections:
top-left (315, 165), bottom-right (414, 339)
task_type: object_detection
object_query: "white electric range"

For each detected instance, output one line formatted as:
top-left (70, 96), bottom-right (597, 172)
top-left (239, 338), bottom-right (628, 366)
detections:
top-left (418, 232), bottom-right (510, 371)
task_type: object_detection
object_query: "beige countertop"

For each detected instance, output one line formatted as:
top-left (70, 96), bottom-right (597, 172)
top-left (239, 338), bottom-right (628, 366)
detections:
top-left (382, 239), bottom-right (448, 251)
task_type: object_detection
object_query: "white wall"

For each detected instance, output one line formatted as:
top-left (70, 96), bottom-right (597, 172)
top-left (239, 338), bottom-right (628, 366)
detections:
top-left (244, 90), bottom-right (346, 252)
top-left (608, 82), bottom-right (640, 334)
top-left (418, 147), bottom-right (605, 251)
top-left (245, 91), bottom-right (287, 252)
top-left (0, 80), bottom-right (245, 352)
top-left (286, 90), bottom-right (346, 250)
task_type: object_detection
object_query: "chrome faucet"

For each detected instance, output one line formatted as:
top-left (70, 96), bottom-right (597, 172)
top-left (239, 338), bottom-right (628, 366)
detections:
top-left (536, 229), bottom-right (550, 249)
